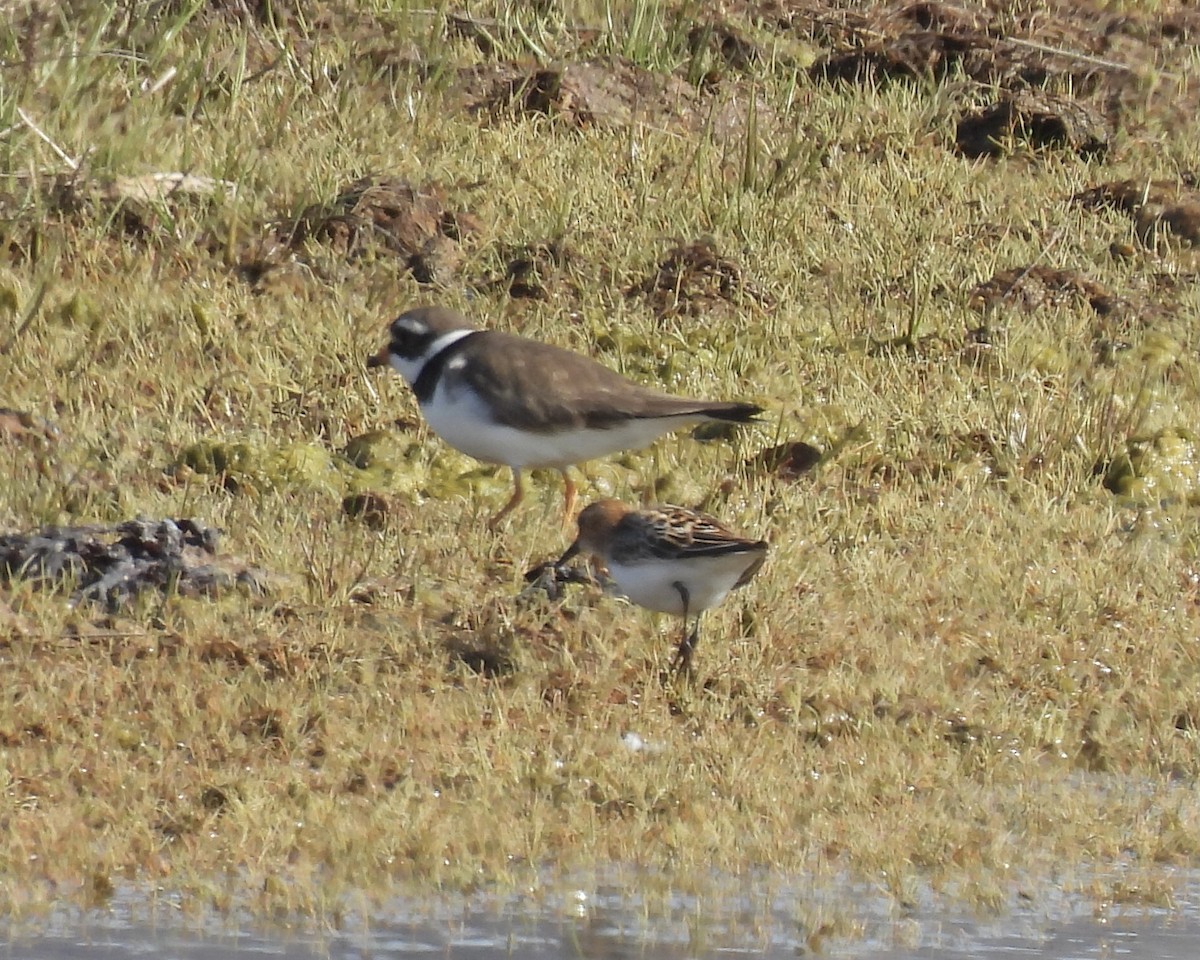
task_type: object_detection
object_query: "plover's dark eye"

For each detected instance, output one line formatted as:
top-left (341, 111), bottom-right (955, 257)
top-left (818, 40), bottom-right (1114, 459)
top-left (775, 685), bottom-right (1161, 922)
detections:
top-left (388, 314), bottom-right (433, 358)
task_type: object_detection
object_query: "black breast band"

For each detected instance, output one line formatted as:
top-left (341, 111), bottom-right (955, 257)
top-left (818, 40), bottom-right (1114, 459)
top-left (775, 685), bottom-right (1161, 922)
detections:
top-left (412, 331), bottom-right (484, 404)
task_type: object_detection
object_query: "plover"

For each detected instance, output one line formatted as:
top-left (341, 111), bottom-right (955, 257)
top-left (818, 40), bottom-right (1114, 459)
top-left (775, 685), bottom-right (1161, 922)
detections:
top-left (372, 306), bottom-right (762, 527)
top-left (551, 499), bottom-right (768, 673)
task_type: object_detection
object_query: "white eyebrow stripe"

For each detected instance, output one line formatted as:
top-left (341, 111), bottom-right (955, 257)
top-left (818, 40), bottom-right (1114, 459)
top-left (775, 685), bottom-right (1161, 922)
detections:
top-left (394, 316), bottom-right (428, 336)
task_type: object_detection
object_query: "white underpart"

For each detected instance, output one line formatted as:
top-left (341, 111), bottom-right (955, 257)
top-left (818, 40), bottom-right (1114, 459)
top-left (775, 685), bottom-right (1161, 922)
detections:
top-left (606, 551), bottom-right (759, 617)
top-left (390, 328), bottom-right (711, 468)
top-left (387, 329), bottom-right (476, 386)
top-left (422, 378), bottom-right (704, 469)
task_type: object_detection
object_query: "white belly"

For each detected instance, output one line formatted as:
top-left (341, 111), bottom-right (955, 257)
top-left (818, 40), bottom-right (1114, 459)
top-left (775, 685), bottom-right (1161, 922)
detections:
top-left (422, 387), bottom-right (695, 469)
top-left (606, 552), bottom-right (756, 616)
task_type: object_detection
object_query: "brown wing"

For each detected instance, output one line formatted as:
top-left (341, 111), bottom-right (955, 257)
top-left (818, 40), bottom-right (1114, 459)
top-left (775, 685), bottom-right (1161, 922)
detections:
top-left (457, 333), bottom-right (760, 432)
top-left (629, 506), bottom-right (768, 564)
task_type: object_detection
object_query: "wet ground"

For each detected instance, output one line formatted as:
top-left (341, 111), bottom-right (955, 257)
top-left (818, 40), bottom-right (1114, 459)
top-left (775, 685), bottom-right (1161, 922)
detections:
top-left (8, 867), bottom-right (1200, 959)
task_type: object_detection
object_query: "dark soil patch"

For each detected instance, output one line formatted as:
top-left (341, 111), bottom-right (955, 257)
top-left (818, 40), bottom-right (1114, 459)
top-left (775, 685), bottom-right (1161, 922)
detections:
top-left (0, 173), bottom-right (231, 264)
top-left (191, 0), bottom-right (301, 28)
top-left (444, 12), bottom-right (506, 57)
top-left (474, 238), bottom-right (580, 301)
top-left (746, 441), bottom-right (822, 481)
top-left (1098, 6), bottom-right (1200, 53)
top-left (458, 57), bottom-right (773, 142)
top-left (41, 178), bottom-right (159, 242)
top-left (450, 642), bottom-right (517, 679)
top-left (1133, 270), bottom-right (1200, 305)
top-left (806, 2), bottom-right (1136, 94)
top-left (771, 1), bottom-right (985, 50)
top-left (627, 238), bottom-right (775, 320)
top-left (969, 266), bottom-right (1122, 316)
top-left (342, 492), bottom-right (390, 530)
top-left (243, 177), bottom-right (483, 291)
top-left (290, 177), bottom-right (481, 263)
top-left (0, 519), bottom-right (269, 611)
top-left (686, 20), bottom-right (764, 73)
top-left (808, 12), bottom-right (1039, 89)
top-left (810, 19), bottom-right (992, 88)
top-left (1075, 179), bottom-right (1200, 246)
top-left (244, 180), bottom-right (588, 298)
top-left (966, 264), bottom-right (1167, 365)
top-left (802, 0), bottom-right (1200, 143)
top-left (955, 89), bottom-right (1110, 159)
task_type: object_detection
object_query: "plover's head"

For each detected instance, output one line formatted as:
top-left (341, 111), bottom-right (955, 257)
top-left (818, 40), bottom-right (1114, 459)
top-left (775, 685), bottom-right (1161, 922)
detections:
top-left (376, 306), bottom-right (477, 385)
top-left (556, 499), bottom-right (632, 565)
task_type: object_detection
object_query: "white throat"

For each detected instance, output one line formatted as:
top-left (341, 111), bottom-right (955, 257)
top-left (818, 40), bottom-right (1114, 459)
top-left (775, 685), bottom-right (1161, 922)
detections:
top-left (388, 329), bottom-right (476, 386)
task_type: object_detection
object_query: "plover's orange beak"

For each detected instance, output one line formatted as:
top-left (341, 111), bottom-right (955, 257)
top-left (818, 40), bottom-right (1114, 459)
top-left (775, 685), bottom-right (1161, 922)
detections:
top-left (366, 344), bottom-right (391, 369)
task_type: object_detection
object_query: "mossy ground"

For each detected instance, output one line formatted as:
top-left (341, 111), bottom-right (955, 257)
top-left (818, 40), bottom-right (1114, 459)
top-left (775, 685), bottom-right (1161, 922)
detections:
top-left (3, 0), bottom-right (1200, 935)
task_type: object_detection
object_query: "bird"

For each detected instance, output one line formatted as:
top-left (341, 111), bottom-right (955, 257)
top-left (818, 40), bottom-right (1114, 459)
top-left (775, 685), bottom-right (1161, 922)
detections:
top-left (371, 306), bottom-right (762, 528)
top-left (550, 499), bottom-right (768, 673)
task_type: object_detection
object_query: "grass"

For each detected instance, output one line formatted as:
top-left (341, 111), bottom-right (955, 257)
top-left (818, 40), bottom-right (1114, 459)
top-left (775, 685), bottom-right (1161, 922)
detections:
top-left (3, 0), bottom-right (1200, 937)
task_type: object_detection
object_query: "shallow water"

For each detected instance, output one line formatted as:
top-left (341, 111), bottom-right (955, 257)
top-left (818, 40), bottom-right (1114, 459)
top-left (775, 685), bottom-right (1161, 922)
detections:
top-left (7, 867), bottom-right (1200, 959)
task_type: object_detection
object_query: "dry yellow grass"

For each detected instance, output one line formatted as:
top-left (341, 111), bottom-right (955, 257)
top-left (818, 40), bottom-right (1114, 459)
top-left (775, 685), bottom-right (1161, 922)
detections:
top-left (2, 0), bottom-right (1200, 933)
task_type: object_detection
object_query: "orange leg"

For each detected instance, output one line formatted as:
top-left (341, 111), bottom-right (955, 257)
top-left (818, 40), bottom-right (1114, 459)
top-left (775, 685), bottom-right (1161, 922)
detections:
top-left (560, 469), bottom-right (578, 527)
top-left (487, 469), bottom-right (524, 530)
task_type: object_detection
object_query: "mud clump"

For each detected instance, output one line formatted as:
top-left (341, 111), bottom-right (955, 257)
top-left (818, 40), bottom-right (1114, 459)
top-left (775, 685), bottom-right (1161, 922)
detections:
top-left (475, 239), bottom-right (579, 301)
top-left (253, 177), bottom-right (583, 298)
top-left (686, 20), bottom-right (764, 73)
top-left (956, 90), bottom-right (1110, 159)
top-left (194, 0), bottom-right (300, 28)
top-left (462, 57), bottom-right (772, 143)
top-left (807, 2), bottom-right (1127, 95)
top-left (1075, 179), bottom-right (1200, 247)
top-left (291, 178), bottom-right (478, 261)
top-left (746, 442), bottom-right (823, 482)
top-left (969, 266), bottom-right (1122, 316)
top-left (811, 24), bottom-right (985, 87)
top-left (627, 239), bottom-right (774, 320)
top-left (245, 177), bottom-right (481, 291)
top-left (342, 492), bottom-right (390, 530)
top-left (803, 0), bottom-right (1200, 146)
top-left (0, 519), bottom-right (269, 611)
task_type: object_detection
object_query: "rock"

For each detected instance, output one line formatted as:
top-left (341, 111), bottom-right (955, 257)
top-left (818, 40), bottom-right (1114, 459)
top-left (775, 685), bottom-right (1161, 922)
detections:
top-left (0, 519), bottom-right (270, 611)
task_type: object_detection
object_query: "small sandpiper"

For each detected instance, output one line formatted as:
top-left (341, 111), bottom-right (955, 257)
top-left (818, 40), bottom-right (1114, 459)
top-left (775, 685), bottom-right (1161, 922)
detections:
top-left (550, 499), bottom-right (768, 673)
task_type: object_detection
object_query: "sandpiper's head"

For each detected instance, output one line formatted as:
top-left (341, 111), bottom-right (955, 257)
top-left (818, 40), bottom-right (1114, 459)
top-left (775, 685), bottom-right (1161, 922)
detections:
top-left (370, 306), bottom-right (477, 384)
top-left (557, 499), bottom-right (632, 565)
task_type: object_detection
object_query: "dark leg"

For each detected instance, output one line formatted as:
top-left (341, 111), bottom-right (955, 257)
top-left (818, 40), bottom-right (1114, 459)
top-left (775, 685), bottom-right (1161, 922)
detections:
top-left (670, 582), bottom-right (698, 676)
top-left (674, 621), bottom-right (700, 676)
